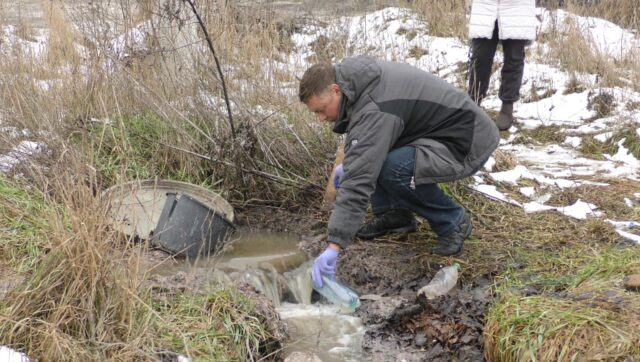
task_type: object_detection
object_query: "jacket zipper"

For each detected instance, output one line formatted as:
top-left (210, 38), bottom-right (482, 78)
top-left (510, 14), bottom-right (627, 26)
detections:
top-left (410, 146), bottom-right (417, 190)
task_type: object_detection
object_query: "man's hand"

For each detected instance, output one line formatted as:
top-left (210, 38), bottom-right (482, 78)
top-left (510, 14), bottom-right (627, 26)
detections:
top-left (311, 243), bottom-right (341, 288)
top-left (333, 163), bottom-right (344, 189)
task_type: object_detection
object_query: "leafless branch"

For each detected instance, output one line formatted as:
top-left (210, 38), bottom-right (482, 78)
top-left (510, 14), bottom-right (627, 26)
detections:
top-left (182, 0), bottom-right (236, 140)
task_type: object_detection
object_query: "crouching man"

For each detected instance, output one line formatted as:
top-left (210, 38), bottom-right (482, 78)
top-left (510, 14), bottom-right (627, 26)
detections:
top-left (299, 56), bottom-right (499, 287)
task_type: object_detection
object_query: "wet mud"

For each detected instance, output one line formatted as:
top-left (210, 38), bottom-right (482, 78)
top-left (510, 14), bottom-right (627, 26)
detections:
top-left (239, 208), bottom-right (496, 361)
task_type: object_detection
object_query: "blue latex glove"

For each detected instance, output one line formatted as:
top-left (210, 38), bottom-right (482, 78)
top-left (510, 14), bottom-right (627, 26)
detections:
top-left (311, 247), bottom-right (339, 288)
top-left (333, 163), bottom-right (344, 189)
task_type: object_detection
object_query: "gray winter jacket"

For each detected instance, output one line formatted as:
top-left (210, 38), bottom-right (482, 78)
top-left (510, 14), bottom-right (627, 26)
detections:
top-left (327, 56), bottom-right (499, 249)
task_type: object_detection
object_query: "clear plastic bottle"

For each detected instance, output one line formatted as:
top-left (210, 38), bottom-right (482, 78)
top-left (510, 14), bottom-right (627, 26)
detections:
top-left (313, 275), bottom-right (361, 312)
top-left (417, 263), bottom-right (460, 299)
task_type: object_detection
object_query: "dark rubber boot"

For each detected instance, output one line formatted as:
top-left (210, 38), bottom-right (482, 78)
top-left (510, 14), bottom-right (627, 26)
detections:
top-left (356, 209), bottom-right (417, 240)
top-left (430, 212), bottom-right (472, 256)
top-left (496, 102), bottom-right (514, 131)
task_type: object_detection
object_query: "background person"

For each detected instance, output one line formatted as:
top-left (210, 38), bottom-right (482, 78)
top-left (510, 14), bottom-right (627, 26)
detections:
top-left (298, 56), bottom-right (500, 288)
top-left (467, 0), bottom-right (537, 130)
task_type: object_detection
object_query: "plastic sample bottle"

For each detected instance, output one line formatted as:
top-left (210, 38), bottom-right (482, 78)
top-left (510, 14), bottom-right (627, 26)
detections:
top-left (313, 275), bottom-right (361, 312)
top-left (417, 263), bottom-right (460, 299)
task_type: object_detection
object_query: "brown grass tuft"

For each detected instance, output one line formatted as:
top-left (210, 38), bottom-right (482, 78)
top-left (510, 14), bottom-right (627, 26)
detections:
top-left (492, 149), bottom-right (518, 172)
top-left (410, 0), bottom-right (468, 39)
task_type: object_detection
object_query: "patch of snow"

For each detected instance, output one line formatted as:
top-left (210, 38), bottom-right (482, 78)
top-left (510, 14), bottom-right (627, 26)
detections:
top-left (470, 183), bottom-right (522, 207)
top-left (489, 165), bottom-right (534, 185)
top-left (556, 199), bottom-right (600, 219)
top-left (563, 136), bottom-right (581, 148)
top-left (1, 25), bottom-right (48, 59)
top-left (291, 7), bottom-right (468, 76)
top-left (523, 201), bottom-right (556, 213)
top-left (615, 229), bottom-right (640, 244)
top-left (483, 156), bottom-right (496, 172)
top-left (0, 346), bottom-right (29, 362)
top-left (515, 90), bottom-right (595, 127)
top-left (606, 220), bottom-right (640, 229)
top-left (594, 132), bottom-right (614, 142)
top-left (501, 143), bottom-right (638, 180)
top-left (110, 20), bottom-right (152, 59)
top-left (537, 8), bottom-right (640, 59)
top-left (0, 127), bottom-right (30, 138)
top-left (519, 187), bottom-right (535, 198)
top-left (603, 139), bottom-right (640, 168)
top-left (0, 141), bottom-right (44, 173)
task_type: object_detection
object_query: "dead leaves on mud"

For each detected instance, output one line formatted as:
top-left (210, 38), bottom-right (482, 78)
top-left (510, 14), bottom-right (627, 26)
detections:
top-left (358, 278), bottom-right (492, 361)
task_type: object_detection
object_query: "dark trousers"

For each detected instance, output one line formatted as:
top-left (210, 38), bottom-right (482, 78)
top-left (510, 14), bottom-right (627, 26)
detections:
top-left (370, 146), bottom-right (464, 237)
top-left (468, 21), bottom-right (527, 104)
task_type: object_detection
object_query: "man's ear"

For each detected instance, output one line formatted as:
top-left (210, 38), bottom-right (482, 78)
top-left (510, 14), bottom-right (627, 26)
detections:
top-left (330, 83), bottom-right (341, 95)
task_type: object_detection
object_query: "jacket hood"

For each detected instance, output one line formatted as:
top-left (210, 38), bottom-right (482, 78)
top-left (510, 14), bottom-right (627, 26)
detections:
top-left (332, 56), bottom-right (382, 133)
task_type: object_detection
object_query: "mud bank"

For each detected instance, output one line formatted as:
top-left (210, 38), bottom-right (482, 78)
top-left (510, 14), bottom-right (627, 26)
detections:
top-left (237, 207), bottom-right (496, 361)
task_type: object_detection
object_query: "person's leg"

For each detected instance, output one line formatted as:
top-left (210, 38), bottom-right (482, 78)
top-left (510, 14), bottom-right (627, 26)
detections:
top-left (374, 147), bottom-right (465, 236)
top-left (468, 22), bottom-right (499, 105)
top-left (495, 38), bottom-right (527, 130)
top-left (357, 182), bottom-right (417, 239)
top-left (370, 182), bottom-right (403, 215)
top-left (498, 39), bottom-right (527, 103)
top-left (372, 146), bottom-right (471, 255)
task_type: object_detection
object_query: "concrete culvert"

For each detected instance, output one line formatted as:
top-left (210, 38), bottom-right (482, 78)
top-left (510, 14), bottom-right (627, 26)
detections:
top-left (102, 179), bottom-right (236, 258)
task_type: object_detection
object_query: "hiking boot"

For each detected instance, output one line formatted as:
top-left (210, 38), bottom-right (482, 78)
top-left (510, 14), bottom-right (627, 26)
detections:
top-left (495, 102), bottom-right (514, 131)
top-left (356, 209), bottom-right (417, 240)
top-left (430, 212), bottom-right (472, 256)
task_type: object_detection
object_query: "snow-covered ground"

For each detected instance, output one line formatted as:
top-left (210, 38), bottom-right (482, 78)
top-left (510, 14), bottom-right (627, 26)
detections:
top-left (1, 6), bottom-right (639, 242)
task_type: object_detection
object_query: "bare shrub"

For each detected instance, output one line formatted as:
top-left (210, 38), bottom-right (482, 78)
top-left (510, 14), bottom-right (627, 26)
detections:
top-left (0, 0), bottom-right (334, 206)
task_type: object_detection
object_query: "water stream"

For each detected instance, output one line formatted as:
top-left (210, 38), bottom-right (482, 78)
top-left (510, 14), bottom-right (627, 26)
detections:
top-left (147, 231), bottom-right (365, 361)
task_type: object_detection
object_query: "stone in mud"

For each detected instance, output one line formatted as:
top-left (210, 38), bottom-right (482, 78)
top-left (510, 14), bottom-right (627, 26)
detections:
top-left (414, 333), bottom-right (428, 347)
top-left (284, 351), bottom-right (322, 362)
top-left (362, 296), bottom-right (409, 325)
top-left (623, 274), bottom-right (640, 291)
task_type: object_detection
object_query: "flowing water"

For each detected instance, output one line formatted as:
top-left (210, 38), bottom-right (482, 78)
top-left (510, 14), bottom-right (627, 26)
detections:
top-left (146, 231), bottom-right (365, 361)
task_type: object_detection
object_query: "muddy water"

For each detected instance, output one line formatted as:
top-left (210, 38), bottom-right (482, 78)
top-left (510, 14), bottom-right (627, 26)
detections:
top-left (146, 231), bottom-right (365, 361)
top-left (278, 303), bottom-right (364, 362)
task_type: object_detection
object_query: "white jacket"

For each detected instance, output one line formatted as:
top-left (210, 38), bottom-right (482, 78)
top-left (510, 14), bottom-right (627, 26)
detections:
top-left (469, 0), bottom-right (536, 40)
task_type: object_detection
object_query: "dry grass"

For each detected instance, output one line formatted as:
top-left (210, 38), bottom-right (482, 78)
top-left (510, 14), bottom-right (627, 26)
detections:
top-left (440, 174), bottom-right (640, 360)
top-left (579, 123), bottom-right (640, 160)
top-left (409, 0), bottom-right (468, 39)
top-left (492, 149), bottom-right (518, 172)
top-left (0, 146), bottom-right (282, 360)
top-left (0, 2), bottom-right (315, 359)
top-left (405, 179), bottom-right (640, 360)
top-left (565, 0), bottom-right (639, 31)
top-left (1, 0), bottom-right (334, 206)
top-left (537, 0), bottom-right (640, 91)
top-left (485, 249), bottom-right (640, 361)
top-left (0, 152), bottom-right (156, 360)
top-left (517, 125), bottom-right (567, 145)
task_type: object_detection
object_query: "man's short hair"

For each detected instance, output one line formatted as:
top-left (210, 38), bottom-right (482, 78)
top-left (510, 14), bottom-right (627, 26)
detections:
top-left (298, 62), bottom-right (336, 103)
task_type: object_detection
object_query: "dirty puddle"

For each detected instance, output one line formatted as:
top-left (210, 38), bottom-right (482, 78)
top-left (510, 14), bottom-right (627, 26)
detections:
top-left (145, 231), bottom-right (365, 361)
